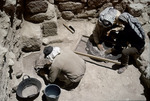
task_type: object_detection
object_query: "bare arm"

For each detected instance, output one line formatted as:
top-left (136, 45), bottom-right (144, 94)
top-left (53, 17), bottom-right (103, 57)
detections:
top-left (107, 24), bottom-right (125, 36)
top-left (47, 66), bottom-right (60, 83)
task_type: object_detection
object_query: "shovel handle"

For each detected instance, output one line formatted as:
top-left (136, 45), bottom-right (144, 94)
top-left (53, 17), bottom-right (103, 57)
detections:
top-left (74, 51), bottom-right (121, 65)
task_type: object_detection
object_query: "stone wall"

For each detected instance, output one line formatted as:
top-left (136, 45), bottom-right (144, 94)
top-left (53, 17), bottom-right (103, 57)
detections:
top-left (0, 10), bottom-right (22, 101)
top-left (54, 0), bottom-right (150, 26)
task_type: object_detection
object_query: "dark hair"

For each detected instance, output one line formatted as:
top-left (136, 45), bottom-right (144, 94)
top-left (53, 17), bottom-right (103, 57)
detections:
top-left (43, 46), bottom-right (53, 58)
top-left (102, 20), bottom-right (112, 27)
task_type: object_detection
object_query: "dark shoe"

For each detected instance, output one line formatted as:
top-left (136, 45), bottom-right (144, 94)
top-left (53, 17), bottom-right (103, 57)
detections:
top-left (117, 65), bottom-right (128, 74)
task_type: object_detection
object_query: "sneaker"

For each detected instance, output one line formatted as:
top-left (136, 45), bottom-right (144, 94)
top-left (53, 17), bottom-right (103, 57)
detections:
top-left (117, 65), bottom-right (128, 74)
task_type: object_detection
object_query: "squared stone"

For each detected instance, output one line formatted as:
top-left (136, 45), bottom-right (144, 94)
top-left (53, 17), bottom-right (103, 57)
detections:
top-left (43, 28), bottom-right (57, 37)
top-left (42, 21), bottom-right (57, 37)
top-left (43, 21), bottom-right (57, 29)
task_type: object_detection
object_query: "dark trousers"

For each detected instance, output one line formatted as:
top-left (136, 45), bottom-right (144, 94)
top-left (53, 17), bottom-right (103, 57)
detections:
top-left (121, 47), bottom-right (142, 66)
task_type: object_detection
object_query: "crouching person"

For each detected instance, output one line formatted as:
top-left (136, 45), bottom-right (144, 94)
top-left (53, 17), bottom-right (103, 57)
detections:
top-left (105, 12), bottom-right (145, 74)
top-left (35, 46), bottom-right (86, 90)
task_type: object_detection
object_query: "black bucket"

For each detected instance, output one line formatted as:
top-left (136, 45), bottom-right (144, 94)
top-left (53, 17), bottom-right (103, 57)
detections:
top-left (44, 84), bottom-right (61, 101)
top-left (16, 75), bottom-right (42, 100)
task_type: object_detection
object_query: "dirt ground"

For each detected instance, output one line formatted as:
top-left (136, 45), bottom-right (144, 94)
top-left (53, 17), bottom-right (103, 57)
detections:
top-left (10, 19), bottom-right (146, 101)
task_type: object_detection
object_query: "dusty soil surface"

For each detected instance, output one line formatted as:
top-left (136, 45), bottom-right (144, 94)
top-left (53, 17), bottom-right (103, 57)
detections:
top-left (10, 19), bottom-right (146, 101)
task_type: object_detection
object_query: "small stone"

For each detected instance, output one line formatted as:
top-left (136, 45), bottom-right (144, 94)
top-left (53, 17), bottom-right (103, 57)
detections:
top-left (12, 86), bottom-right (18, 93)
top-left (16, 71), bottom-right (23, 79)
top-left (8, 59), bottom-right (14, 67)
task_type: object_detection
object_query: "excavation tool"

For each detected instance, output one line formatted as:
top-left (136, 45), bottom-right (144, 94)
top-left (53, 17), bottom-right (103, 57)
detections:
top-left (63, 24), bottom-right (75, 34)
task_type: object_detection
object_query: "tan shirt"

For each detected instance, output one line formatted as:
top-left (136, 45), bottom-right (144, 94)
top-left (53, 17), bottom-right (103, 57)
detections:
top-left (48, 48), bottom-right (86, 83)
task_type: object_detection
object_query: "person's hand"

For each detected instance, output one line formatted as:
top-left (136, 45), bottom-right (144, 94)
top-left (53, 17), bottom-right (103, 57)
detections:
top-left (97, 44), bottom-right (105, 51)
top-left (107, 29), bottom-right (117, 36)
top-left (44, 74), bottom-right (49, 81)
top-left (45, 59), bottom-right (52, 65)
top-left (105, 48), bottom-right (113, 55)
top-left (38, 69), bottom-right (46, 77)
top-left (107, 30), bottom-right (111, 36)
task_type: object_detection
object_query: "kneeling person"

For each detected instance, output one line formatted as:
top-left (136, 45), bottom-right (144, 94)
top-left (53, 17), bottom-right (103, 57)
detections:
top-left (40, 46), bottom-right (86, 90)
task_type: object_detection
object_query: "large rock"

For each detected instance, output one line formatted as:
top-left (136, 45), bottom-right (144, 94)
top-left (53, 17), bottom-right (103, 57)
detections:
top-left (21, 37), bottom-right (41, 52)
top-left (25, 13), bottom-right (52, 23)
top-left (127, 3), bottom-right (146, 17)
top-left (62, 11), bottom-right (74, 20)
top-left (26, 1), bottom-right (48, 14)
top-left (58, 2), bottom-right (84, 11)
top-left (88, 0), bottom-right (106, 8)
top-left (20, 21), bottom-right (42, 52)
top-left (77, 9), bottom-right (97, 18)
top-left (25, 0), bottom-right (44, 4)
top-left (25, 2), bottom-right (55, 23)
top-left (42, 20), bottom-right (57, 37)
top-left (25, 12), bottom-right (55, 23)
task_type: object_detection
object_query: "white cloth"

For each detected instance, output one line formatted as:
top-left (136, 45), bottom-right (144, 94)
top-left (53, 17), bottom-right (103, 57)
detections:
top-left (46, 47), bottom-right (61, 62)
top-left (99, 7), bottom-right (118, 27)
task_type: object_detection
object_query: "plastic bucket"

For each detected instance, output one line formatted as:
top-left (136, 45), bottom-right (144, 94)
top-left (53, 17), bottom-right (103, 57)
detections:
top-left (44, 84), bottom-right (61, 101)
top-left (16, 75), bottom-right (42, 100)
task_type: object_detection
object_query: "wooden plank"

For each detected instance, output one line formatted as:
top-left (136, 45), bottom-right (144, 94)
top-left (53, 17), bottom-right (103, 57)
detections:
top-left (74, 51), bottom-right (121, 65)
top-left (73, 35), bottom-right (82, 51)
